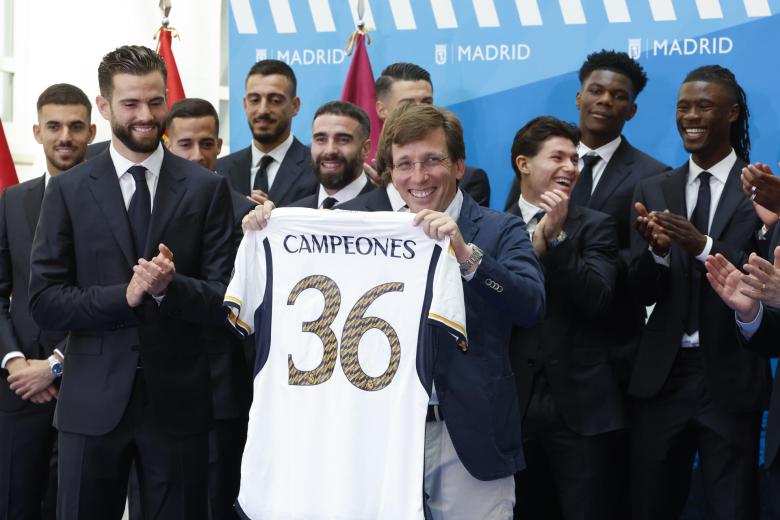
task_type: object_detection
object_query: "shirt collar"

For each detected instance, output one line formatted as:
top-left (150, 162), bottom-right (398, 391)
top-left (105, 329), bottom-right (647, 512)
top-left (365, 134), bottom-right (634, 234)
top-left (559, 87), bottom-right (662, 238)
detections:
top-left (251, 133), bottom-right (294, 167)
top-left (110, 141), bottom-right (164, 179)
top-left (44, 171), bottom-right (52, 187)
top-left (687, 148), bottom-right (736, 186)
top-left (318, 173), bottom-right (368, 207)
top-left (577, 135), bottom-right (622, 163)
top-left (385, 183), bottom-right (464, 220)
top-left (517, 194), bottom-right (543, 225)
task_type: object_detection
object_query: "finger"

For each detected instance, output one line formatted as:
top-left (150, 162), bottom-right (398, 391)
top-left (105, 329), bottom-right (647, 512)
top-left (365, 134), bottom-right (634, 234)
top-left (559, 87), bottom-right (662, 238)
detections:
top-left (634, 202), bottom-right (649, 217)
top-left (537, 202), bottom-right (553, 213)
top-left (747, 253), bottom-right (774, 274)
top-left (47, 386), bottom-right (59, 398)
top-left (774, 247), bottom-right (780, 269)
top-left (412, 209), bottom-right (433, 226)
top-left (743, 264), bottom-right (772, 284)
top-left (158, 243), bottom-right (173, 260)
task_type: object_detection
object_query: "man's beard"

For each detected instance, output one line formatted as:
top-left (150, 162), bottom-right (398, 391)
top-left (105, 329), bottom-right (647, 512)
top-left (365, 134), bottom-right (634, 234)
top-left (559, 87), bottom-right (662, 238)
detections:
top-left (112, 120), bottom-right (164, 154)
top-left (250, 116), bottom-right (289, 145)
top-left (314, 153), bottom-right (362, 191)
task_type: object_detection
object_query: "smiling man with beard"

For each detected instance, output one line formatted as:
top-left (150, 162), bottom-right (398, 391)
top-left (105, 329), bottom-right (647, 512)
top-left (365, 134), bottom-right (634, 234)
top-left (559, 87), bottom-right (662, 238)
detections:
top-left (290, 101), bottom-right (375, 209)
top-left (217, 59), bottom-right (317, 208)
top-left (29, 45), bottom-right (234, 519)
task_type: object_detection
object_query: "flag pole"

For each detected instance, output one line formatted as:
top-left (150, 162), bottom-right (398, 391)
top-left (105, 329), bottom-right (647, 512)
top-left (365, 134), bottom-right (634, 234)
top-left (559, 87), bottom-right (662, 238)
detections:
top-left (154, 0), bottom-right (186, 108)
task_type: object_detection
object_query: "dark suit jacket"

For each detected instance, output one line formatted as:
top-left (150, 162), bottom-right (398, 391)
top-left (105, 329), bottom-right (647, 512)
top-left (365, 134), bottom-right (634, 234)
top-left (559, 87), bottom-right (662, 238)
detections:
top-left (29, 148), bottom-right (234, 436)
top-left (86, 140), bottom-right (111, 159)
top-left (508, 204), bottom-right (625, 435)
top-left (340, 188), bottom-right (546, 480)
top-left (206, 190), bottom-right (255, 420)
top-left (461, 165), bottom-right (491, 207)
top-left (216, 138), bottom-right (317, 207)
top-left (0, 176), bottom-right (66, 412)
top-left (289, 178), bottom-right (375, 209)
top-left (628, 159), bottom-right (771, 412)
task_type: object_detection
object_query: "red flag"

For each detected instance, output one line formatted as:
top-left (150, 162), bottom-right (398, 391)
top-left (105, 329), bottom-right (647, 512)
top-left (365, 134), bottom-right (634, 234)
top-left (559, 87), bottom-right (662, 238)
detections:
top-left (0, 118), bottom-right (19, 192)
top-left (156, 29), bottom-right (185, 108)
top-left (341, 33), bottom-right (381, 161)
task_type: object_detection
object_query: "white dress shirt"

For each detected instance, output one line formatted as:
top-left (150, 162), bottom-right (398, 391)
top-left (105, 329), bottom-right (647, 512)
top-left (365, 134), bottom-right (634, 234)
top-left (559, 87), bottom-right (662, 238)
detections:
top-left (250, 133), bottom-right (294, 192)
top-left (577, 136), bottom-right (622, 194)
top-left (516, 195), bottom-right (544, 239)
top-left (110, 141), bottom-right (164, 211)
top-left (317, 173), bottom-right (368, 208)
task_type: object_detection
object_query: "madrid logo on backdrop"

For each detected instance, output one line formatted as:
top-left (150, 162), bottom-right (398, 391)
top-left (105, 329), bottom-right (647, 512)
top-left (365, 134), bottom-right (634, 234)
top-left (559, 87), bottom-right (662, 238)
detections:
top-left (628, 36), bottom-right (734, 58)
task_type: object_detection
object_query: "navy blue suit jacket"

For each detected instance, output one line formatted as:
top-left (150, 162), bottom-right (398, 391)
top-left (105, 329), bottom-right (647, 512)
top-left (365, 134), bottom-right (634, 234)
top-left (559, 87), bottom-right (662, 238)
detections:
top-left (216, 138), bottom-right (318, 207)
top-left (339, 188), bottom-right (546, 479)
top-left (29, 148), bottom-right (234, 436)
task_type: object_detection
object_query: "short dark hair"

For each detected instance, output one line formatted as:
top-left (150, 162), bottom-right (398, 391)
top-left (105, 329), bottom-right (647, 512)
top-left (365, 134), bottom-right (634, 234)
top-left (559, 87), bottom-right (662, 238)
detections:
top-left (376, 103), bottom-right (464, 184)
top-left (510, 116), bottom-right (580, 179)
top-left (98, 45), bottom-right (167, 100)
top-left (683, 65), bottom-right (750, 163)
top-left (578, 50), bottom-right (648, 98)
top-left (165, 98), bottom-right (220, 135)
top-left (37, 83), bottom-right (92, 118)
top-left (375, 62), bottom-right (432, 100)
top-left (246, 59), bottom-right (297, 96)
top-left (313, 101), bottom-right (370, 139)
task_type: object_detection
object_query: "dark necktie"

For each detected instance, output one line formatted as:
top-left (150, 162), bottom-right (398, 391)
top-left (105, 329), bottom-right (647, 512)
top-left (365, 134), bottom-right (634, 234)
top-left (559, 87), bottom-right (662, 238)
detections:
top-left (253, 155), bottom-right (274, 192)
top-left (571, 153), bottom-right (601, 206)
top-left (321, 197), bottom-right (338, 209)
top-left (127, 166), bottom-right (151, 257)
top-left (684, 171), bottom-right (712, 335)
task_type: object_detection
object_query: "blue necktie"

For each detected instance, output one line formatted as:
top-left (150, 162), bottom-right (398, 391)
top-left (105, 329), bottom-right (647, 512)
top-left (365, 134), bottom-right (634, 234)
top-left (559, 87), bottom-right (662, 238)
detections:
top-left (127, 165), bottom-right (151, 257)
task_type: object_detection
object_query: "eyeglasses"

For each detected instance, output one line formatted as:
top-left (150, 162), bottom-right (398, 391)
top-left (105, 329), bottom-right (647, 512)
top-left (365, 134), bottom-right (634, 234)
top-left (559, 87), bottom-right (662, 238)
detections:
top-left (392, 155), bottom-right (449, 173)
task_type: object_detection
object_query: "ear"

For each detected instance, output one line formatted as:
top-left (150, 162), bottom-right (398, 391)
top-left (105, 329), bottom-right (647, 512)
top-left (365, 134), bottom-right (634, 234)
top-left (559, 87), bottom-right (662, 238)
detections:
top-left (575, 90), bottom-right (582, 111)
top-left (33, 124), bottom-right (43, 144)
top-left (514, 155), bottom-right (530, 176)
top-left (625, 102), bottom-right (638, 122)
top-left (360, 138), bottom-right (371, 161)
top-left (242, 95), bottom-right (249, 113)
top-left (453, 158), bottom-right (465, 181)
top-left (376, 100), bottom-right (387, 121)
top-left (96, 95), bottom-right (112, 122)
top-left (727, 103), bottom-right (740, 123)
top-left (291, 96), bottom-right (301, 116)
top-left (164, 139), bottom-right (172, 150)
top-left (88, 124), bottom-right (97, 144)
top-left (216, 138), bottom-right (224, 156)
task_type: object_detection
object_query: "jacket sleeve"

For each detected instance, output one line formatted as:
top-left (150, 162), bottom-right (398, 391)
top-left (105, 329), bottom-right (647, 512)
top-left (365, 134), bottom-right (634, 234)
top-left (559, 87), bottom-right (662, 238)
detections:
top-left (0, 190), bottom-right (22, 359)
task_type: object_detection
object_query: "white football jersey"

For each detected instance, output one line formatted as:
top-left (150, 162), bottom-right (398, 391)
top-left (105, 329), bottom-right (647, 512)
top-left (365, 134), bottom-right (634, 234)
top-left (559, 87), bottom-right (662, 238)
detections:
top-left (225, 208), bottom-right (467, 520)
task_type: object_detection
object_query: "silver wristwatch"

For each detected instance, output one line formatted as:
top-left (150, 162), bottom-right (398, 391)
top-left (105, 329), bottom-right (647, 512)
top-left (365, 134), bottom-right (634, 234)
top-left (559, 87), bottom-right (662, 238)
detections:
top-left (459, 243), bottom-right (483, 276)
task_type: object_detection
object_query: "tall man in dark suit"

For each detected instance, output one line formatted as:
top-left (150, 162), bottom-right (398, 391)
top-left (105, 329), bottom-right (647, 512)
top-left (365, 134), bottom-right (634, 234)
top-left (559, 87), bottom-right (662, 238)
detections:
top-left (28, 45), bottom-right (234, 520)
top-left (372, 62), bottom-right (491, 206)
top-left (290, 101), bottom-right (374, 209)
top-left (330, 104), bottom-right (544, 519)
top-left (164, 98), bottom-right (253, 520)
top-left (629, 65), bottom-right (769, 520)
top-left (217, 59), bottom-right (317, 207)
top-left (705, 223), bottom-right (780, 517)
top-left (506, 116), bottom-right (622, 520)
top-left (0, 83), bottom-right (95, 520)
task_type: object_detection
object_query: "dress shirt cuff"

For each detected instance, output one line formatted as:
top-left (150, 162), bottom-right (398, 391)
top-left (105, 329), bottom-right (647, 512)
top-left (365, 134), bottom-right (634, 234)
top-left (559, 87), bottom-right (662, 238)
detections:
top-left (1, 351), bottom-right (25, 369)
top-left (650, 246), bottom-right (671, 267)
top-left (54, 349), bottom-right (65, 361)
top-left (736, 303), bottom-right (763, 340)
top-left (695, 236), bottom-right (713, 263)
top-left (461, 259), bottom-right (481, 282)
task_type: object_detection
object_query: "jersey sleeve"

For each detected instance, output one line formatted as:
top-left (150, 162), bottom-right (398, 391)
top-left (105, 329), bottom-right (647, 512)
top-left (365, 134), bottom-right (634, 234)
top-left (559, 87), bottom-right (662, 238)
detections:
top-left (224, 230), bottom-right (267, 336)
top-left (427, 241), bottom-right (468, 350)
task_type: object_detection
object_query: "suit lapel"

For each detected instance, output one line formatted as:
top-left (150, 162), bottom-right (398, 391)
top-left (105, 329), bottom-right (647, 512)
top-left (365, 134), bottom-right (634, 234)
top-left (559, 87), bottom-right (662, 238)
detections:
top-left (24, 175), bottom-right (46, 236)
top-left (87, 152), bottom-right (136, 266)
top-left (457, 192), bottom-right (482, 244)
top-left (660, 165), bottom-right (688, 217)
top-left (145, 151), bottom-right (187, 258)
top-left (366, 187), bottom-right (393, 211)
top-left (230, 148), bottom-right (252, 196)
top-left (588, 138), bottom-right (632, 211)
top-left (709, 160), bottom-right (747, 240)
top-left (268, 138), bottom-right (308, 203)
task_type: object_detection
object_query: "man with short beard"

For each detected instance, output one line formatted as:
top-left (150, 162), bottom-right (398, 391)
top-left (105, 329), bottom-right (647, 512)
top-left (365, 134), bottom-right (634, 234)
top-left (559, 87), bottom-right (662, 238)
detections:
top-left (218, 59), bottom-right (317, 207)
top-left (290, 101), bottom-right (375, 209)
top-left (29, 45), bottom-right (234, 519)
top-left (1, 83), bottom-right (95, 520)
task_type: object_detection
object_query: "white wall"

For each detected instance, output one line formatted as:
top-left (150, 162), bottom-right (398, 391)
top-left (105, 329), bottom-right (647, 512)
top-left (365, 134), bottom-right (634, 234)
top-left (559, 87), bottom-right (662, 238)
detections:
top-left (8, 0), bottom-right (223, 182)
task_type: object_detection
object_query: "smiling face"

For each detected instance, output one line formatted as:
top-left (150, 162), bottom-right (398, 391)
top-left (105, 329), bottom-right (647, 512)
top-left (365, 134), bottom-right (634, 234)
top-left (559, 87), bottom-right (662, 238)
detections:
top-left (515, 136), bottom-right (579, 205)
top-left (311, 113), bottom-right (369, 193)
top-left (390, 127), bottom-right (464, 213)
top-left (243, 73), bottom-right (300, 152)
top-left (676, 80), bottom-right (738, 169)
top-left (97, 72), bottom-right (167, 163)
top-left (576, 69), bottom-right (637, 148)
top-left (34, 104), bottom-right (95, 175)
